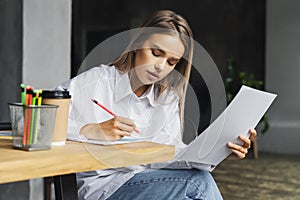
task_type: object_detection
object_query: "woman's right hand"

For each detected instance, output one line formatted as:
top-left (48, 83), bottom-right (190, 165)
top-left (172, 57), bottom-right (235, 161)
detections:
top-left (79, 116), bottom-right (137, 141)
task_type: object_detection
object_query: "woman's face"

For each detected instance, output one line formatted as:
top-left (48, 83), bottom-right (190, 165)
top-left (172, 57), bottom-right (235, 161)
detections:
top-left (131, 33), bottom-right (185, 91)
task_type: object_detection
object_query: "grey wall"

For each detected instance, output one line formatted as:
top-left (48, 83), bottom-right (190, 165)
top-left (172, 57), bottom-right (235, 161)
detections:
top-left (0, 1), bottom-right (29, 199)
top-left (258, 0), bottom-right (300, 154)
top-left (0, 0), bottom-right (22, 122)
top-left (23, 0), bottom-right (71, 89)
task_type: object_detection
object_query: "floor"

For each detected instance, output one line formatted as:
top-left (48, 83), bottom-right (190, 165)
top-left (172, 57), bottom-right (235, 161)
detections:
top-left (212, 152), bottom-right (300, 200)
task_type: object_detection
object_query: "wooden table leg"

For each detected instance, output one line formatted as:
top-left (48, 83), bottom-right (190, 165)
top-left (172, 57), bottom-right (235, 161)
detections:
top-left (53, 173), bottom-right (78, 200)
top-left (44, 177), bottom-right (53, 200)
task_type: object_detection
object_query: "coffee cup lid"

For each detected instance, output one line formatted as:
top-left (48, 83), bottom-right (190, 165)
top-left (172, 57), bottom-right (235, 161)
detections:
top-left (42, 89), bottom-right (71, 99)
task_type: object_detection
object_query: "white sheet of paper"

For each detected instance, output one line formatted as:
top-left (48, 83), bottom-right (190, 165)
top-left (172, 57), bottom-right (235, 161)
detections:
top-left (68, 136), bottom-right (140, 145)
top-left (176, 85), bottom-right (277, 169)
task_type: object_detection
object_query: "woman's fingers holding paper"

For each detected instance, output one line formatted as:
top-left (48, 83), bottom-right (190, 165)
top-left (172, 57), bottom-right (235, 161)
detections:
top-left (227, 141), bottom-right (248, 157)
top-left (248, 128), bottom-right (257, 141)
top-left (227, 128), bottom-right (257, 159)
top-left (239, 135), bottom-right (251, 149)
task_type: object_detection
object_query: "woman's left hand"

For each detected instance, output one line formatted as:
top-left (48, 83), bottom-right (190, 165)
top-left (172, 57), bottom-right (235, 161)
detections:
top-left (226, 129), bottom-right (257, 159)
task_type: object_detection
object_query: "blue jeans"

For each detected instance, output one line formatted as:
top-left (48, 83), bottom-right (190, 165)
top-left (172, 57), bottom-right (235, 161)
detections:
top-left (107, 169), bottom-right (223, 200)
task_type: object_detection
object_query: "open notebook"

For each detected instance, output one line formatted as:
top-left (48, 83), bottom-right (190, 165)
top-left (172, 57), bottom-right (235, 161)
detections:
top-left (70, 135), bottom-right (140, 145)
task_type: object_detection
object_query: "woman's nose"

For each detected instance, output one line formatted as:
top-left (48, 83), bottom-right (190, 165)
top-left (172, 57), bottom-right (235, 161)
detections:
top-left (155, 58), bottom-right (167, 71)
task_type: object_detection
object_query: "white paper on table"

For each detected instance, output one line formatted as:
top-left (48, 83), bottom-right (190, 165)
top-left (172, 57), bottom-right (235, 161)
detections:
top-left (174, 85), bottom-right (277, 171)
top-left (68, 136), bottom-right (140, 145)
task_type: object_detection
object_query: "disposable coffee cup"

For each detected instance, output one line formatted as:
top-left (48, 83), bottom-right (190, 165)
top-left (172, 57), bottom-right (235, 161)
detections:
top-left (42, 90), bottom-right (71, 146)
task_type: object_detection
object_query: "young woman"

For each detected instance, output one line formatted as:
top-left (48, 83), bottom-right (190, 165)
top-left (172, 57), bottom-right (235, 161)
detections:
top-left (60, 10), bottom-right (256, 199)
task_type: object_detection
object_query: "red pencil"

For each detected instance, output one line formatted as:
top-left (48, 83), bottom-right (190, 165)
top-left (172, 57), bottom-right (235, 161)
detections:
top-left (91, 99), bottom-right (140, 134)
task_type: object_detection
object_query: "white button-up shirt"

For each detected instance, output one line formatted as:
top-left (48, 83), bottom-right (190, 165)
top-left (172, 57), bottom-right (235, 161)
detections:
top-left (58, 64), bottom-right (187, 199)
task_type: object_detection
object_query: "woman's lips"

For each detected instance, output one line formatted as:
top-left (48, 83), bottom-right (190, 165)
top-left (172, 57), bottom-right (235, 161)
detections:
top-left (146, 70), bottom-right (159, 79)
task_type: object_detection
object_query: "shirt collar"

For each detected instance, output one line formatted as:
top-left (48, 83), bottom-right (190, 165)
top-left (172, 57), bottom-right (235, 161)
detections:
top-left (139, 84), bottom-right (157, 107)
top-left (114, 70), bottom-right (157, 108)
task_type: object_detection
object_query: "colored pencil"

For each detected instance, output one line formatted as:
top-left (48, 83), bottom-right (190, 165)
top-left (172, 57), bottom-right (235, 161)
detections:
top-left (33, 89), bottom-right (42, 144)
top-left (24, 86), bottom-right (33, 145)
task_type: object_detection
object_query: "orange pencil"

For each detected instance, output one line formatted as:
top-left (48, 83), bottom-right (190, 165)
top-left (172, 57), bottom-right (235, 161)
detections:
top-left (23, 86), bottom-right (33, 145)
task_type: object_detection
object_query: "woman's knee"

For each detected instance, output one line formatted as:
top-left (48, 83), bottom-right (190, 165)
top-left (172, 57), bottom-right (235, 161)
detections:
top-left (186, 169), bottom-right (222, 199)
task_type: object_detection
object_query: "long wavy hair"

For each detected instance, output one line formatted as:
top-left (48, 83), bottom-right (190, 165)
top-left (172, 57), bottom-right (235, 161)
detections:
top-left (110, 10), bottom-right (194, 126)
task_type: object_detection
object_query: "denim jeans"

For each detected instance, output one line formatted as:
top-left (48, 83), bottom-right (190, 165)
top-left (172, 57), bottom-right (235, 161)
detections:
top-left (107, 169), bottom-right (223, 200)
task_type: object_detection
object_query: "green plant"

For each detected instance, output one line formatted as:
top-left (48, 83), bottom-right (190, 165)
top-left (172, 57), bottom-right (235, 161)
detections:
top-left (224, 58), bottom-right (269, 134)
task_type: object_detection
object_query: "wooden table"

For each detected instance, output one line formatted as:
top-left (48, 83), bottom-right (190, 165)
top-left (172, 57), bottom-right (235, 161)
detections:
top-left (0, 139), bottom-right (174, 199)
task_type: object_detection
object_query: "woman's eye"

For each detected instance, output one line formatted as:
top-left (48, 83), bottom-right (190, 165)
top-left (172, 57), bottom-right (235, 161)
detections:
top-left (168, 59), bottom-right (180, 66)
top-left (151, 49), bottom-right (160, 57)
top-left (168, 61), bottom-right (176, 66)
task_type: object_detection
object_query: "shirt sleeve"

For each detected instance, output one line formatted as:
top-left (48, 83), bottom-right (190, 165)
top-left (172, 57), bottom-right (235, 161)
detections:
top-left (56, 66), bottom-right (108, 140)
